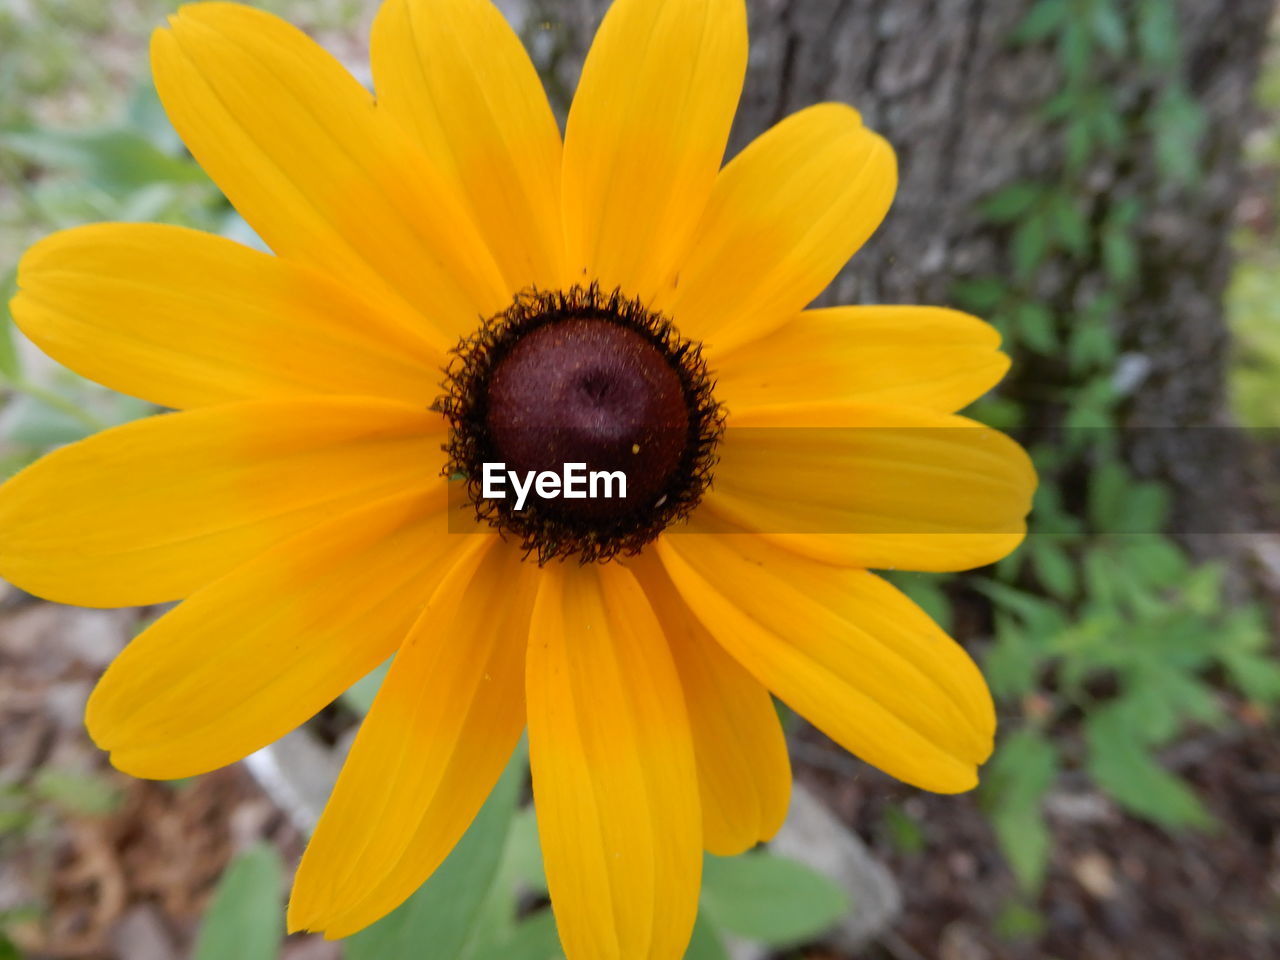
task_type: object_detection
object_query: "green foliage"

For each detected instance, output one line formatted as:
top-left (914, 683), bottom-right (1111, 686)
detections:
top-left (1084, 705), bottom-right (1213, 830)
top-left (345, 744), bottom-right (527, 960)
top-left (0, 126), bottom-right (206, 192)
top-left (192, 844), bottom-right (284, 960)
top-left (885, 572), bottom-right (954, 632)
top-left (684, 913), bottom-right (732, 960)
top-left (980, 494), bottom-right (1275, 884)
top-left (994, 901), bottom-right (1047, 941)
top-left (0, 270), bottom-right (21, 383)
top-left (0, 71), bottom-right (208, 470)
top-left (882, 803), bottom-right (927, 856)
top-left (983, 729), bottom-right (1058, 893)
top-left (340, 660), bottom-right (391, 716)
top-left (31, 768), bottom-right (123, 817)
top-left (339, 743), bottom-right (849, 960)
top-left (963, 0), bottom-right (1272, 914)
top-left (699, 851), bottom-right (848, 947)
top-left (1010, 0), bottom-right (1069, 45)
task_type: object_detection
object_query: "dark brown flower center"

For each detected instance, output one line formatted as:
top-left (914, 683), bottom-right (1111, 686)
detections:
top-left (486, 318), bottom-right (689, 520)
top-left (435, 286), bottom-right (723, 563)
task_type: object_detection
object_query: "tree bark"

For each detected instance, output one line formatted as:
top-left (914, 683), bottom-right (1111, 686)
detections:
top-left (526, 0), bottom-right (1277, 543)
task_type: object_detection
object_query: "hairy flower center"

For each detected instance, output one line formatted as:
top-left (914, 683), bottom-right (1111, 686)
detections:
top-left (436, 286), bottom-right (724, 563)
top-left (486, 318), bottom-right (689, 520)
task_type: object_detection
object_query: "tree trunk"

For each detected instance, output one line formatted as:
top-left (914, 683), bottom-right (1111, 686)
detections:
top-left (528, 0), bottom-right (1277, 546)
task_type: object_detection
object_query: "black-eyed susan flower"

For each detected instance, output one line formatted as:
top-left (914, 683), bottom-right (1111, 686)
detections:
top-left (0, 0), bottom-right (1035, 955)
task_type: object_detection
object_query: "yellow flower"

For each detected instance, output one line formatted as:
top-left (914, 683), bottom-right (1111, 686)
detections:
top-left (0, 0), bottom-right (1035, 955)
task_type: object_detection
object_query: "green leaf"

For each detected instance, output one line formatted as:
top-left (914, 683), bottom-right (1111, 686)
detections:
top-left (1179, 561), bottom-right (1224, 615)
top-left (32, 769), bottom-right (123, 817)
top-left (1065, 116), bottom-right (1095, 173)
top-left (470, 911), bottom-right (561, 960)
top-left (1090, 1), bottom-right (1127, 55)
top-left (125, 80), bottom-right (182, 153)
top-left (1133, 667), bottom-right (1224, 742)
top-left (1222, 649), bottom-right (1280, 708)
top-left (977, 581), bottom-right (1070, 639)
top-left (984, 729), bottom-right (1058, 893)
top-left (1068, 317), bottom-right (1116, 374)
top-left (502, 806), bottom-right (548, 894)
top-left (1084, 706), bottom-right (1214, 829)
top-left (700, 852), bottom-right (848, 946)
top-left (1012, 214), bottom-right (1050, 281)
top-left (882, 804), bottom-right (926, 856)
top-left (464, 805), bottom-right (548, 957)
top-left (1111, 196), bottom-right (1143, 227)
top-left (1041, 89), bottom-right (1079, 122)
top-left (1031, 472), bottom-right (1084, 537)
top-left (1029, 537), bottom-right (1076, 600)
top-left (0, 268), bottom-right (20, 382)
top-left (684, 911), bottom-right (731, 960)
top-left (1063, 378), bottom-right (1117, 434)
top-left (0, 127), bottom-right (207, 193)
top-left (344, 743), bottom-right (525, 960)
top-left (1088, 465), bottom-right (1169, 536)
top-left (340, 659), bottom-right (390, 715)
top-left (1116, 536), bottom-right (1185, 587)
top-left (984, 617), bottom-right (1046, 700)
top-left (952, 276), bottom-right (1009, 313)
top-left (1102, 222), bottom-right (1139, 287)
top-left (1125, 484), bottom-right (1170, 535)
top-left (994, 900), bottom-right (1045, 941)
top-left (1095, 102), bottom-right (1127, 151)
top-left (1217, 607), bottom-right (1280, 706)
top-left (1058, 19), bottom-right (1093, 85)
top-left (191, 844), bottom-right (283, 960)
top-left (1013, 302), bottom-right (1057, 353)
top-left (1137, 0), bottom-right (1179, 68)
top-left (980, 182), bottom-right (1043, 223)
top-left (1087, 460), bottom-right (1131, 533)
top-left (885, 572), bottom-right (953, 632)
top-left (5, 393), bottom-right (94, 447)
top-left (987, 730), bottom-right (1059, 820)
top-left (1151, 88), bottom-right (1205, 186)
top-left (968, 394), bottom-right (1024, 432)
top-left (1011, 0), bottom-right (1069, 45)
top-left (0, 451), bottom-right (39, 481)
top-left (994, 804), bottom-right (1053, 894)
top-left (1048, 192), bottom-right (1089, 257)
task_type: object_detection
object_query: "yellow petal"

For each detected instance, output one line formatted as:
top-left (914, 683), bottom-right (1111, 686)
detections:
top-left (85, 485), bottom-right (476, 779)
top-left (527, 561), bottom-right (701, 960)
top-left (562, 0), bottom-right (746, 299)
top-left (714, 306), bottom-right (1010, 415)
top-left (0, 398), bottom-right (442, 607)
top-left (661, 104), bottom-right (896, 355)
top-left (12, 223), bottom-right (443, 409)
top-left (705, 403), bottom-right (1035, 572)
top-left (371, 0), bottom-right (564, 293)
top-left (628, 551), bottom-right (790, 856)
top-left (290, 538), bottom-right (537, 938)
top-left (152, 3), bottom-right (508, 344)
top-left (657, 533), bottom-right (996, 793)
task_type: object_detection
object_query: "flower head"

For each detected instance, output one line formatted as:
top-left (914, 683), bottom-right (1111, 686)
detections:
top-left (0, 0), bottom-right (1034, 955)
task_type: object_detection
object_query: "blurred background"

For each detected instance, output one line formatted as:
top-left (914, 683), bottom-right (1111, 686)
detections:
top-left (2, 0), bottom-right (1279, 958)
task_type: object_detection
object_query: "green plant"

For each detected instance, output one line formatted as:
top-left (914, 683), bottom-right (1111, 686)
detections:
top-left (952, 0), bottom-right (1277, 915)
